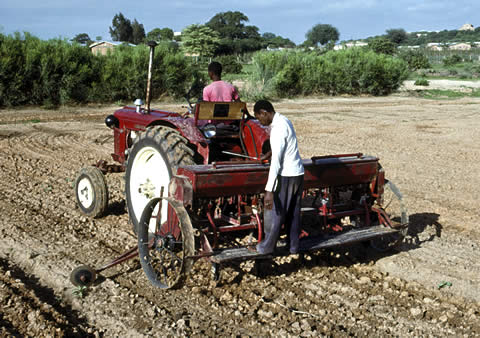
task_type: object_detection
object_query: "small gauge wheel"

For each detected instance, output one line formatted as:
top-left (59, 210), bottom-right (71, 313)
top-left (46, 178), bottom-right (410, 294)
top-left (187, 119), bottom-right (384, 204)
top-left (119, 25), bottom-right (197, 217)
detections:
top-left (70, 265), bottom-right (97, 287)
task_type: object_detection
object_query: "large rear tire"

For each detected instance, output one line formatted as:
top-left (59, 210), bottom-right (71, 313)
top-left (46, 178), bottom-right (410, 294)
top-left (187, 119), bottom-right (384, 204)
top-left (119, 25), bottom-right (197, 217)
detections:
top-left (125, 126), bottom-right (195, 234)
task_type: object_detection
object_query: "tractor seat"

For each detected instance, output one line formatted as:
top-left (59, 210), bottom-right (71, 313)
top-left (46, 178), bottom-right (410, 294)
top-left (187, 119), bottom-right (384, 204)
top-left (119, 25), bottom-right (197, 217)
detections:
top-left (194, 101), bottom-right (248, 123)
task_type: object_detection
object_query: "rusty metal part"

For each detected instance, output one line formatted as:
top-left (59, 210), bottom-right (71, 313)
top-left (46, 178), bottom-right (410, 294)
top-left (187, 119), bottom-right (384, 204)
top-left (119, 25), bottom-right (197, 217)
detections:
top-left (221, 151), bottom-right (259, 160)
top-left (95, 245), bottom-right (140, 273)
top-left (145, 41), bottom-right (158, 113)
top-left (94, 160), bottom-right (125, 174)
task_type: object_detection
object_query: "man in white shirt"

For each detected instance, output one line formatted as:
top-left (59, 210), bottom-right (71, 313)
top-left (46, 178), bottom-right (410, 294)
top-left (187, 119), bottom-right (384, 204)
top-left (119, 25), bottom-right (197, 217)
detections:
top-left (252, 100), bottom-right (304, 254)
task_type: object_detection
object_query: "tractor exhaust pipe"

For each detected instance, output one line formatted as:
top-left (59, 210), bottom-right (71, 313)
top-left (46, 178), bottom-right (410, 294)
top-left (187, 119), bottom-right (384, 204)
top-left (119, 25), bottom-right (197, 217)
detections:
top-left (146, 41), bottom-right (158, 113)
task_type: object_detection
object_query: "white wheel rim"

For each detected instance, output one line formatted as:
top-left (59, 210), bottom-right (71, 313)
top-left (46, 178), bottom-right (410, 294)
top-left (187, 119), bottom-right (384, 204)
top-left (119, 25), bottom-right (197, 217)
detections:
top-left (77, 177), bottom-right (94, 209)
top-left (130, 146), bottom-right (170, 234)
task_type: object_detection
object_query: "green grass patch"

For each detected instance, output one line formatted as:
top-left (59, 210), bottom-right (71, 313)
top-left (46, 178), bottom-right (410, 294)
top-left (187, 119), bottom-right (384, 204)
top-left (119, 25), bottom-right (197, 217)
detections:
top-left (418, 89), bottom-right (477, 99)
top-left (470, 89), bottom-right (480, 97)
top-left (23, 119), bottom-right (41, 124)
top-left (414, 78), bottom-right (429, 86)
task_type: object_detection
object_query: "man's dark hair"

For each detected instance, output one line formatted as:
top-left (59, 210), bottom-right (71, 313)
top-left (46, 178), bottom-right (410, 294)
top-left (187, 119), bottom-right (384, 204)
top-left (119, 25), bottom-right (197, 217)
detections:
top-left (253, 100), bottom-right (275, 113)
top-left (208, 61), bottom-right (222, 77)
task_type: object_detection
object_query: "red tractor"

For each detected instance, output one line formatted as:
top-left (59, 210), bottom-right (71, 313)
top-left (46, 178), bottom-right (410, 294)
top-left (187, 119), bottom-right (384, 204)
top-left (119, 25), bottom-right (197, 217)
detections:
top-left (75, 100), bottom-right (269, 232)
top-left (74, 44), bottom-right (269, 232)
top-left (72, 44), bottom-right (408, 289)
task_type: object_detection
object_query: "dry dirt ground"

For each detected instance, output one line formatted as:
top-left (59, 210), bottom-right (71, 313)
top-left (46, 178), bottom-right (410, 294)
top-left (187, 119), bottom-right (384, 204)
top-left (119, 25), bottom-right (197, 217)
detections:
top-left (0, 89), bottom-right (479, 336)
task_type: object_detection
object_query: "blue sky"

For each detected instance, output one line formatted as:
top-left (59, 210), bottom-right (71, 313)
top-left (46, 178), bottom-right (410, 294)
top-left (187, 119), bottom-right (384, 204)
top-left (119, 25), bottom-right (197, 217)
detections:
top-left (1, 1), bottom-right (479, 43)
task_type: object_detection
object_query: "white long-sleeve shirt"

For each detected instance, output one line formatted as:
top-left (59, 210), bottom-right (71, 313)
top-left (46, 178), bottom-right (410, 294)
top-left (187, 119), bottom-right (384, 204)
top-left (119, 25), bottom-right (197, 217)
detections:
top-left (265, 112), bottom-right (304, 192)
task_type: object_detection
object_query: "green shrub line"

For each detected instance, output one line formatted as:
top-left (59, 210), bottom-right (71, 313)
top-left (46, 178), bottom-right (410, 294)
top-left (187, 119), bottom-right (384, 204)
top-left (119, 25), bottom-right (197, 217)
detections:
top-left (241, 48), bottom-right (409, 100)
top-left (0, 33), bottom-right (205, 107)
top-left (0, 32), bottom-right (423, 106)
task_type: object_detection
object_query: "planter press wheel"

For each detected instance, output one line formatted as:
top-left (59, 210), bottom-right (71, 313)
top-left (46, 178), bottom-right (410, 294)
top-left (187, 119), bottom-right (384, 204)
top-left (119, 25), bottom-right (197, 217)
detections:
top-left (370, 180), bottom-right (409, 252)
top-left (138, 197), bottom-right (195, 289)
top-left (74, 166), bottom-right (108, 218)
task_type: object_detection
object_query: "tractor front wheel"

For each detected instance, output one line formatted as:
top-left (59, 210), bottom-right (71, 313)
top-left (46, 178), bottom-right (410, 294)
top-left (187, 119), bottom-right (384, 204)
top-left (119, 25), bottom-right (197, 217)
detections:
top-left (74, 166), bottom-right (108, 218)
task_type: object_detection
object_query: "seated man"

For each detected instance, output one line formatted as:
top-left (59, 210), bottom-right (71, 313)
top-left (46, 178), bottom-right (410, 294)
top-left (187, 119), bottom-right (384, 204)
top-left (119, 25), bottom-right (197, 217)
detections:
top-left (203, 61), bottom-right (240, 102)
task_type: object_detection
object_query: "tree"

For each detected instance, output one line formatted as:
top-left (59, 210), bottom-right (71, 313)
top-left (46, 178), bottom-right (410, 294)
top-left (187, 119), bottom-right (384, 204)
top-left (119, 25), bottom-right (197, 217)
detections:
top-left (146, 28), bottom-right (174, 42)
top-left (206, 11), bottom-right (262, 54)
top-left (109, 12), bottom-right (133, 42)
top-left (131, 19), bottom-right (145, 44)
top-left (207, 11), bottom-right (250, 39)
top-left (95, 36), bottom-right (102, 41)
top-left (368, 37), bottom-right (396, 55)
top-left (71, 33), bottom-right (92, 46)
top-left (181, 24), bottom-right (220, 58)
top-left (386, 28), bottom-right (408, 45)
top-left (305, 24), bottom-right (339, 47)
top-left (262, 32), bottom-right (296, 49)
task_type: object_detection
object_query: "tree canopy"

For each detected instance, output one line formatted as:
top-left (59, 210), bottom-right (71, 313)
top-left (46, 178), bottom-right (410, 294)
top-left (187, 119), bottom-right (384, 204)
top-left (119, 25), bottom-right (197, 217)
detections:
top-left (131, 19), bottom-right (146, 45)
top-left (305, 24), bottom-right (340, 47)
top-left (386, 28), bottom-right (408, 45)
top-left (206, 11), bottom-right (263, 54)
top-left (368, 37), bottom-right (396, 55)
top-left (146, 28), bottom-right (174, 42)
top-left (109, 13), bottom-right (134, 43)
top-left (262, 32), bottom-right (295, 49)
top-left (71, 33), bottom-right (92, 46)
top-left (181, 24), bottom-right (220, 58)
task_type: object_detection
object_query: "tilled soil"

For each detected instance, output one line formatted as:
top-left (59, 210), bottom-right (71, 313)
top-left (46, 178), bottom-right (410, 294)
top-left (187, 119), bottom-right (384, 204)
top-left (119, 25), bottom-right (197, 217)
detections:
top-left (0, 94), bottom-right (479, 336)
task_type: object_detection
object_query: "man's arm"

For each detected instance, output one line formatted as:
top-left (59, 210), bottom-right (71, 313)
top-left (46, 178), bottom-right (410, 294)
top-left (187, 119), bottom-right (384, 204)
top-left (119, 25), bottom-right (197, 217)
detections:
top-left (203, 86), bottom-right (210, 102)
top-left (232, 85), bottom-right (240, 102)
top-left (265, 124), bottom-right (287, 192)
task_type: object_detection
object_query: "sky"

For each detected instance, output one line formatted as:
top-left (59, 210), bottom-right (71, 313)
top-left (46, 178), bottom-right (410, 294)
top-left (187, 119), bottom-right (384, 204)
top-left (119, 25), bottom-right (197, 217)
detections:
top-left (1, 1), bottom-right (479, 44)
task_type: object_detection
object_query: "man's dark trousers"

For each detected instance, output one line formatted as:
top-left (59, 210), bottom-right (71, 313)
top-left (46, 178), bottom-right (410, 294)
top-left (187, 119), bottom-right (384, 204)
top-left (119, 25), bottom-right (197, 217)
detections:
top-left (257, 175), bottom-right (304, 254)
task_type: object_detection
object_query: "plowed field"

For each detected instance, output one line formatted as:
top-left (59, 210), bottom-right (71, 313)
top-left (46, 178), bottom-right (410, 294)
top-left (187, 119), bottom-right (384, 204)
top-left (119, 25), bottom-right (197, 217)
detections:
top-left (0, 95), bottom-right (479, 336)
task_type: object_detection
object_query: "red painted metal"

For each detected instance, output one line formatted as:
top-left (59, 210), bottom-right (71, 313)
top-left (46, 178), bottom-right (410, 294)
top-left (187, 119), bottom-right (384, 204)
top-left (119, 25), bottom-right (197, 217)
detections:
top-left (110, 106), bottom-right (269, 166)
top-left (167, 153), bottom-right (384, 253)
top-left (174, 154), bottom-right (379, 203)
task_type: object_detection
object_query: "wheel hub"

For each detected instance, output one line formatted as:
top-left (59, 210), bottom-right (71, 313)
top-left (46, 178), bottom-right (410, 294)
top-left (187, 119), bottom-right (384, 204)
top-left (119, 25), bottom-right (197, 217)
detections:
top-left (138, 178), bottom-right (156, 199)
top-left (77, 178), bottom-right (93, 208)
top-left (154, 234), bottom-right (176, 251)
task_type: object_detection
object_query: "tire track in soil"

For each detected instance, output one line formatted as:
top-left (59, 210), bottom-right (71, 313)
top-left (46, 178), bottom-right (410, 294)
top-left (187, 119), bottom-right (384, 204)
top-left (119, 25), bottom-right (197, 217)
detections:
top-left (0, 257), bottom-right (95, 337)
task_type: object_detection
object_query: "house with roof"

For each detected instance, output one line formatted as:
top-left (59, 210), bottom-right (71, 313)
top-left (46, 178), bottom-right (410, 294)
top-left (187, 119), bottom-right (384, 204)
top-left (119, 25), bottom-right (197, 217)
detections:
top-left (89, 41), bottom-right (136, 55)
top-left (459, 23), bottom-right (474, 31)
top-left (450, 43), bottom-right (472, 50)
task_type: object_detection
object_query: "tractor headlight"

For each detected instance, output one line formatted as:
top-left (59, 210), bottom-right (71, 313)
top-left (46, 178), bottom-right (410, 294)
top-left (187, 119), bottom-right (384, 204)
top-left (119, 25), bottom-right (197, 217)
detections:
top-left (105, 115), bottom-right (119, 129)
top-left (202, 124), bottom-right (216, 138)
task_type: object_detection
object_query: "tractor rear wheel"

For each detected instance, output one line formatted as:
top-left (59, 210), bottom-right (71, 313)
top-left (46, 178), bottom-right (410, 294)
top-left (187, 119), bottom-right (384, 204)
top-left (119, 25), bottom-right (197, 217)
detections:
top-left (125, 126), bottom-right (195, 234)
top-left (74, 166), bottom-right (108, 218)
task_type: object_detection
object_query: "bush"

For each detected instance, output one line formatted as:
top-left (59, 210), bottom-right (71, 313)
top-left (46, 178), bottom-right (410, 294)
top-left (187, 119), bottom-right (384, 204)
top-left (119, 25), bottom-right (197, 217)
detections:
top-left (443, 54), bottom-right (463, 66)
top-left (398, 50), bottom-right (431, 71)
top-left (0, 33), bottom-right (98, 106)
top-left (213, 55), bottom-right (243, 74)
top-left (368, 37), bottom-right (396, 55)
top-left (414, 78), bottom-right (429, 86)
top-left (245, 48), bottom-right (409, 98)
top-left (0, 32), bottom-right (203, 106)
